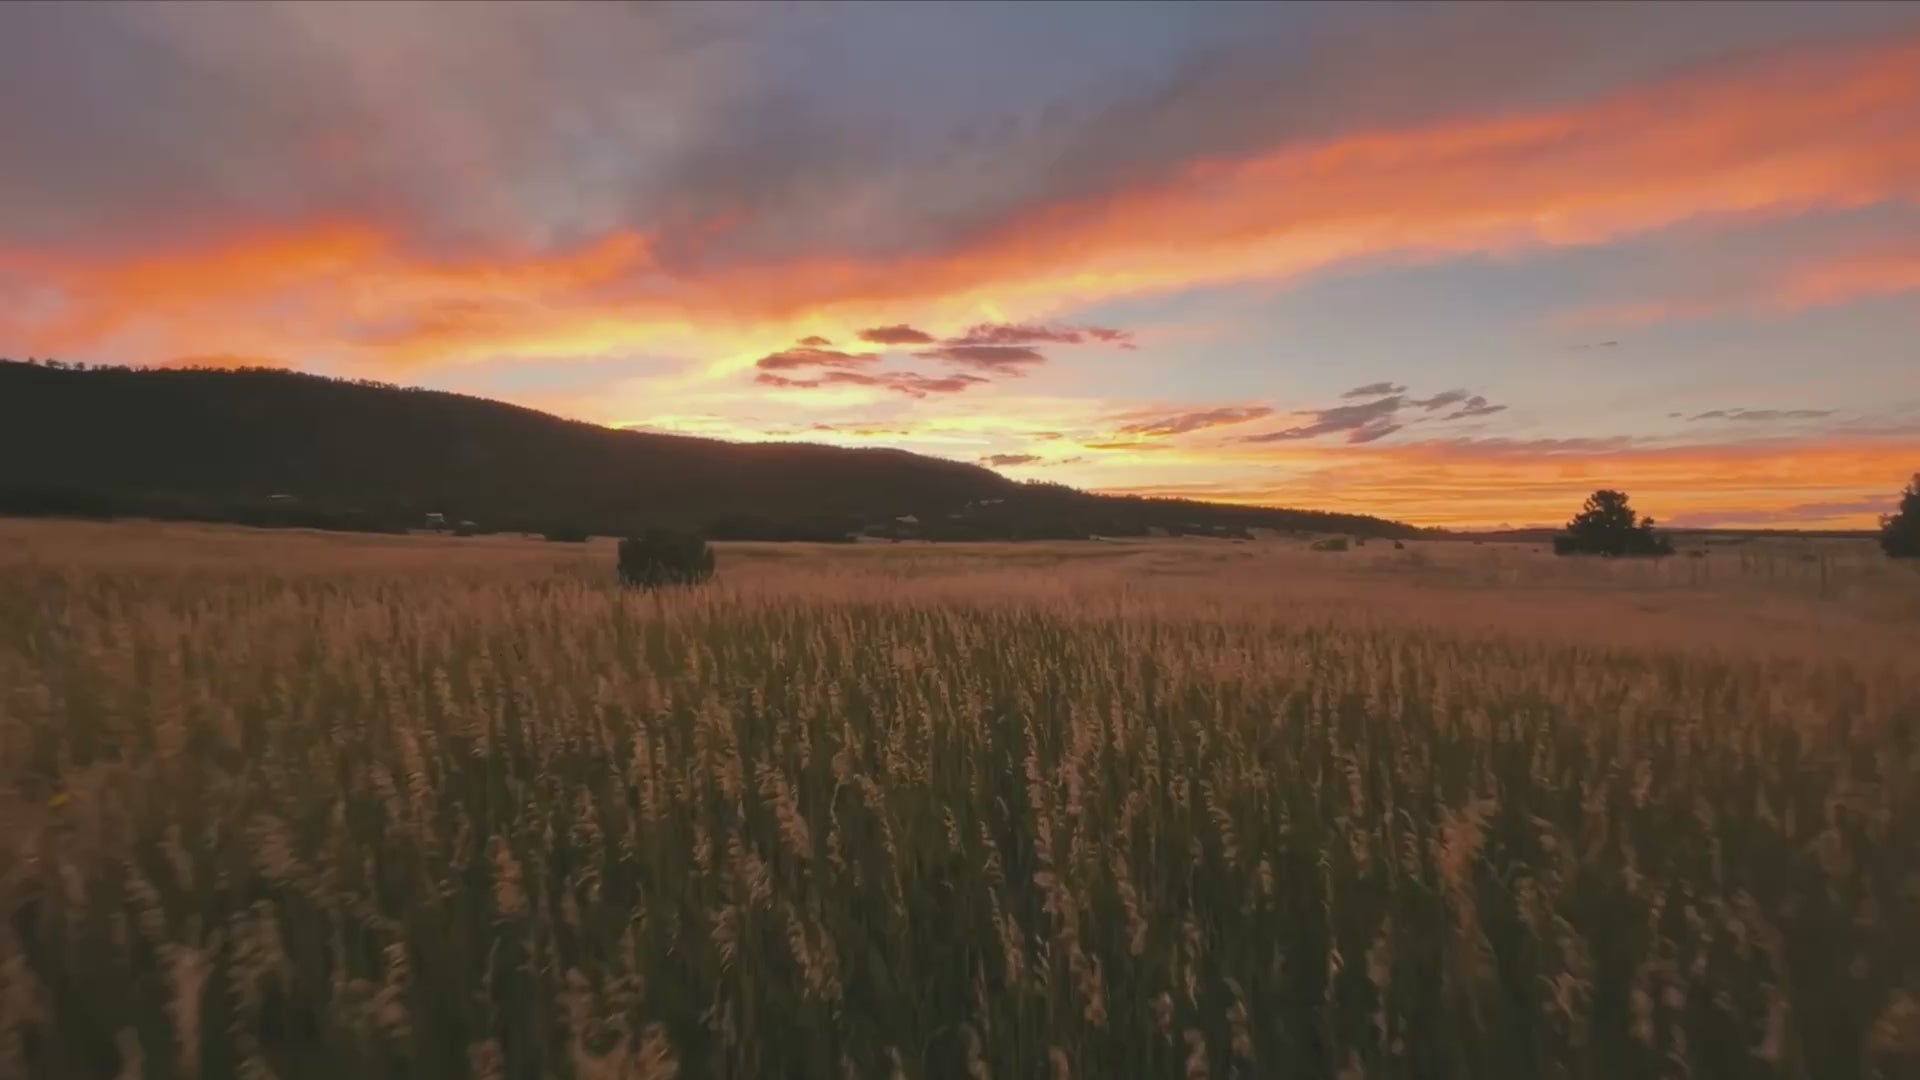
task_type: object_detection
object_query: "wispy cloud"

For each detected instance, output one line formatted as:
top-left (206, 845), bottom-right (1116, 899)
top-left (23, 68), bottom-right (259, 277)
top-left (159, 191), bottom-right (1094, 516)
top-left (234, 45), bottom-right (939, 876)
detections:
top-left (1243, 394), bottom-right (1408, 444)
top-left (913, 344), bottom-right (1048, 372)
top-left (1084, 440), bottom-right (1179, 452)
top-left (1441, 395), bottom-right (1507, 421)
top-left (980, 453), bottom-right (1042, 467)
top-left (1115, 405), bottom-right (1276, 438)
top-left (754, 345), bottom-right (879, 371)
top-left (1687, 408), bottom-right (1836, 422)
top-left (1411, 390), bottom-right (1469, 411)
top-left (1342, 381), bottom-right (1405, 399)
top-left (756, 369), bottom-right (986, 397)
top-left (949, 323), bottom-right (1133, 348)
top-left (1241, 385), bottom-right (1509, 444)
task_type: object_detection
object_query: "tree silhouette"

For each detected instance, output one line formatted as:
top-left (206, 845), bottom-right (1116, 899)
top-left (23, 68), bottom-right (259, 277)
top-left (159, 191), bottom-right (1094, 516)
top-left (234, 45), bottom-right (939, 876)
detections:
top-left (1882, 474), bottom-right (1920, 559)
top-left (1554, 489), bottom-right (1673, 556)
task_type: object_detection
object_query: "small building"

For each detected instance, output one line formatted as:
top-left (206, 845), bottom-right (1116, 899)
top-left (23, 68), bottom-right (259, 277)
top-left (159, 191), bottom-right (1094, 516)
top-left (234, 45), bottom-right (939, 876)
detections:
top-left (424, 512), bottom-right (446, 529)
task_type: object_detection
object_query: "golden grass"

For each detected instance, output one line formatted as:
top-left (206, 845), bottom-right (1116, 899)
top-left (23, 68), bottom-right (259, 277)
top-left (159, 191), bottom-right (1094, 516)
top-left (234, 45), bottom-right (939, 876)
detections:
top-left (1, 519), bottom-right (1917, 1078)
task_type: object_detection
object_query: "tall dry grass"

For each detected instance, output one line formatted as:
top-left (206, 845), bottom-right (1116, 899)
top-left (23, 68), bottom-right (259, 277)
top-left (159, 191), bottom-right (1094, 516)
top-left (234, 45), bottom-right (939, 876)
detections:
top-left (1, 521), bottom-right (1916, 1079)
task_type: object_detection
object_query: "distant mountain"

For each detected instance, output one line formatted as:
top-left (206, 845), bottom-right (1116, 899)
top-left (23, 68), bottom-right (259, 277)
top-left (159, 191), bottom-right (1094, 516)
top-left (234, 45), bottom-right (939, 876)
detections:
top-left (1459, 526), bottom-right (1877, 544)
top-left (0, 360), bottom-right (1419, 541)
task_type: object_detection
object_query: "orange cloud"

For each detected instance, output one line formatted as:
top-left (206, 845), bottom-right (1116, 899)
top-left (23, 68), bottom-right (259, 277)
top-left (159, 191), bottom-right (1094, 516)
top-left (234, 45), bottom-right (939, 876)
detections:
top-left (4, 223), bottom-right (660, 368)
top-left (6, 34), bottom-right (1918, 373)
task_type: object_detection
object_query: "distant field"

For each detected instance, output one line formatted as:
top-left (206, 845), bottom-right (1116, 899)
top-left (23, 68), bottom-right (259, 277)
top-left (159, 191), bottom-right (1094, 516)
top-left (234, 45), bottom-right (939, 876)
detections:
top-left (2, 520), bottom-right (1917, 1078)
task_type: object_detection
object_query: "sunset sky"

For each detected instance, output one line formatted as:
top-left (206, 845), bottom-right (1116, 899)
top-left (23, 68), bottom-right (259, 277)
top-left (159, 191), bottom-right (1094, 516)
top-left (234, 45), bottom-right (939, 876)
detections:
top-left (4, 1), bottom-right (1918, 528)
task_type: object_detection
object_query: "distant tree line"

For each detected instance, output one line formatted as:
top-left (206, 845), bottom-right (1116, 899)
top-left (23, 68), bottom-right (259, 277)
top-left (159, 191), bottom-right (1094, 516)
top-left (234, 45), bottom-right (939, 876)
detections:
top-left (1550, 482), bottom-right (1920, 561)
top-left (0, 485), bottom-right (411, 534)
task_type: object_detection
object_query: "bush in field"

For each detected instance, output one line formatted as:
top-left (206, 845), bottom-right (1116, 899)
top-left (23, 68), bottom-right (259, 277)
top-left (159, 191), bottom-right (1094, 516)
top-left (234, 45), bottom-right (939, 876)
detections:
top-left (1883, 473), bottom-right (1920, 559)
top-left (617, 528), bottom-right (715, 587)
top-left (1310, 536), bottom-right (1349, 552)
top-left (1554, 489), bottom-right (1673, 556)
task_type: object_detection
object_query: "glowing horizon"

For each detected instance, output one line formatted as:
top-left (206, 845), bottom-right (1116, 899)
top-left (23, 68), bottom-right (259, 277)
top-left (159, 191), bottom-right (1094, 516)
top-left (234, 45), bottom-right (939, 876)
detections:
top-left (3, 3), bottom-right (1917, 529)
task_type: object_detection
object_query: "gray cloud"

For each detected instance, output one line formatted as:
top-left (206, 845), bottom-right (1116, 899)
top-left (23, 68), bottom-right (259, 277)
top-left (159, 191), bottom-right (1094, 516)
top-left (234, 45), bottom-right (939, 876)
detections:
top-left (980, 453), bottom-right (1042, 467)
top-left (1116, 405), bottom-right (1274, 438)
top-left (895, 322), bottom-right (1131, 373)
top-left (950, 323), bottom-right (1132, 347)
top-left (1687, 408), bottom-right (1835, 422)
top-left (1422, 435), bottom-right (1642, 456)
top-left (914, 344), bottom-right (1047, 371)
top-left (1442, 395), bottom-right (1507, 421)
top-left (1243, 394), bottom-right (1407, 443)
top-left (0, 3), bottom-right (762, 254)
top-left (857, 324), bottom-right (936, 345)
top-left (1342, 381), bottom-right (1406, 399)
top-left (754, 345), bottom-right (879, 371)
top-left (751, 319), bottom-right (1122, 394)
top-left (1411, 389), bottom-right (1470, 411)
top-left (1244, 385), bottom-right (1508, 443)
top-left (1347, 422), bottom-right (1403, 444)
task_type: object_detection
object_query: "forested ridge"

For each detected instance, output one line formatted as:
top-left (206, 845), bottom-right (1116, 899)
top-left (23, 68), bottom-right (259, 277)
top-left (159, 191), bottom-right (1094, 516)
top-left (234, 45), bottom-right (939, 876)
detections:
top-left (0, 360), bottom-right (1419, 541)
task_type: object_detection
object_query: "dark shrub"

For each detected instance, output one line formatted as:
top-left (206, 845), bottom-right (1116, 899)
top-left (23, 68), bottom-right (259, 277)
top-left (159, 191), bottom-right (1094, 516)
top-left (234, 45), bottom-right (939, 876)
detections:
top-left (1555, 489), bottom-right (1673, 556)
top-left (1392, 540), bottom-right (1405, 550)
top-left (1882, 473), bottom-right (1920, 559)
top-left (1310, 537), bottom-right (1350, 552)
top-left (543, 528), bottom-right (589, 543)
top-left (618, 529), bottom-right (716, 588)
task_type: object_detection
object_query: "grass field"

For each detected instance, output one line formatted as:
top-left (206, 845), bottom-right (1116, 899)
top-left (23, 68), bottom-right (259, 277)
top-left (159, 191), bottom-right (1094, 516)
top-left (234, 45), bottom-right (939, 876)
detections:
top-left (2, 520), bottom-right (1917, 1079)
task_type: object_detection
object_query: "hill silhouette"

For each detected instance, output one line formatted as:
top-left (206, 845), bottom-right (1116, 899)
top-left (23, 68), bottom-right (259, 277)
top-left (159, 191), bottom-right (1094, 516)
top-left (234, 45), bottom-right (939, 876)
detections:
top-left (0, 360), bottom-right (1418, 541)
